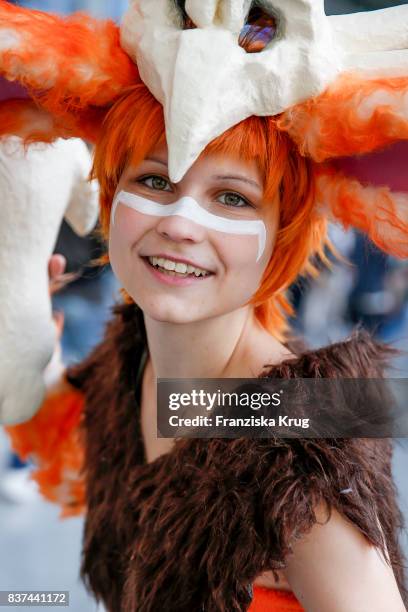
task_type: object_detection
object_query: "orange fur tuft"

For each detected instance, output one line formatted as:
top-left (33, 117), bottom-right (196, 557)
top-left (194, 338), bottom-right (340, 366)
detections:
top-left (0, 0), bottom-right (139, 136)
top-left (0, 99), bottom-right (57, 142)
top-left (279, 73), bottom-right (408, 161)
top-left (4, 388), bottom-right (86, 518)
top-left (0, 98), bottom-right (105, 143)
top-left (317, 166), bottom-right (408, 259)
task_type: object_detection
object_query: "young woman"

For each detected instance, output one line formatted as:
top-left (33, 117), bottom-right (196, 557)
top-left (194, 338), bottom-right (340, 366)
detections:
top-left (1, 1), bottom-right (408, 610)
top-left (5, 84), bottom-right (407, 611)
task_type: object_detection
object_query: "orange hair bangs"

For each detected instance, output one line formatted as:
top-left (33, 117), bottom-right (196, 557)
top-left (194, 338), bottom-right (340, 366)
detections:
top-left (93, 85), bottom-right (329, 339)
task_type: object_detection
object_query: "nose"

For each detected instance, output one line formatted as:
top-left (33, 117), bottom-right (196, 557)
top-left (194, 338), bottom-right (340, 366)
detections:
top-left (155, 213), bottom-right (207, 244)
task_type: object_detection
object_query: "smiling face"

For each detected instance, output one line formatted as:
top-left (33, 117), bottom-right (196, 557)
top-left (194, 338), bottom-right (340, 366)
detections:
top-left (109, 139), bottom-right (279, 324)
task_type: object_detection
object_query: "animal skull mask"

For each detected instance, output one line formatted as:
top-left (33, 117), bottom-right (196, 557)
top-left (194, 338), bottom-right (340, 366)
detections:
top-left (121, 0), bottom-right (341, 182)
top-left (121, 0), bottom-right (408, 182)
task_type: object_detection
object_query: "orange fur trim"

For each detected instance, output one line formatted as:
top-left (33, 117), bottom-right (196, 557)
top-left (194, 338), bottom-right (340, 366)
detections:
top-left (249, 586), bottom-right (303, 611)
top-left (0, 0), bottom-right (139, 136)
top-left (0, 98), bottom-right (104, 143)
top-left (4, 388), bottom-right (86, 518)
top-left (0, 99), bottom-right (57, 141)
top-left (317, 166), bottom-right (408, 258)
top-left (279, 73), bottom-right (408, 161)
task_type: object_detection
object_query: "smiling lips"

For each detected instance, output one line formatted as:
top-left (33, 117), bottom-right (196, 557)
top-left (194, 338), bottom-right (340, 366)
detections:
top-left (146, 255), bottom-right (213, 278)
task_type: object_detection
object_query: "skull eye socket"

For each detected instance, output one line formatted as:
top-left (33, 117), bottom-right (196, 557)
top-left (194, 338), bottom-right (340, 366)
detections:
top-left (174, 0), bottom-right (196, 30)
top-left (239, 5), bottom-right (278, 53)
top-left (183, 15), bottom-right (196, 30)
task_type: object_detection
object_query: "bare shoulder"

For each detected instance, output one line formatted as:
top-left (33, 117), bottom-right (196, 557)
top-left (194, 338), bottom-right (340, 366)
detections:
top-left (283, 502), bottom-right (406, 611)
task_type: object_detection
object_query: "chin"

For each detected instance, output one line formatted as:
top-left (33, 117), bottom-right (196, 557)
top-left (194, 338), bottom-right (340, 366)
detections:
top-left (147, 308), bottom-right (202, 325)
top-left (129, 292), bottom-right (204, 325)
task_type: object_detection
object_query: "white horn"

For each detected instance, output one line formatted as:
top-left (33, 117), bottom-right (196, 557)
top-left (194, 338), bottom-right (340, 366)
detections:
top-left (342, 49), bottom-right (408, 78)
top-left (0, 137), bottom-right (98, 425)
top-left (329, 5), bottom-right (408, 54)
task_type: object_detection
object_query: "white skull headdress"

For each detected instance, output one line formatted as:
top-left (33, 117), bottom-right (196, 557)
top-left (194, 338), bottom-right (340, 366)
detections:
top-left (122, 0), bottom-right (343, 181)
top-left (121, 0), bottom-right (408, 182)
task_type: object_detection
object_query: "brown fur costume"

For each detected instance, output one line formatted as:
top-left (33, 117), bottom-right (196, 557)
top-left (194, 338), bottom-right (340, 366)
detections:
top-left (65, 302), bottom-right (407, 612)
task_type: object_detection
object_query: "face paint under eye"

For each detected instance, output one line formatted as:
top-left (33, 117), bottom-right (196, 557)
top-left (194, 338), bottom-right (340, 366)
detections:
top-left (112, 190), bottom-right (267, 262)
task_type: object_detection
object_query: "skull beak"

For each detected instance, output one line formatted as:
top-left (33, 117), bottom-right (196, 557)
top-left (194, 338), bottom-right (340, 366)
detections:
top-left (163, 29), bottom-right (251, 182)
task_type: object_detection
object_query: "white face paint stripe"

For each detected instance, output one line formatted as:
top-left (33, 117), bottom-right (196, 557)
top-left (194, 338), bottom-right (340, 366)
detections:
top-left (112, 190), bottom-right (267, 262)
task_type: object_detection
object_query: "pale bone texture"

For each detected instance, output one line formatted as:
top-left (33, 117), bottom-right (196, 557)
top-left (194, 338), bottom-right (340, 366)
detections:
top-left (0, 137), bottom-right (98, 425)
top-left (121, 0), bottom-right (408, 182)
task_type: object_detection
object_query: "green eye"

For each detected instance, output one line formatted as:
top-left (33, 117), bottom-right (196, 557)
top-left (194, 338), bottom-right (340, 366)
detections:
top-left (218, 192), bottom-right (250, 208)
top-left (140, 175), bottom-right (172, 191)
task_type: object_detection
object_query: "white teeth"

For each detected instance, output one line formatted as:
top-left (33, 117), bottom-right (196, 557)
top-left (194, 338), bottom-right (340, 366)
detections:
top-left (148, 256), bottom-right (210, 277)
top-left (163, 259), bottom-right (176, 271)
top-left (175, 262), bottom-right (187, 273)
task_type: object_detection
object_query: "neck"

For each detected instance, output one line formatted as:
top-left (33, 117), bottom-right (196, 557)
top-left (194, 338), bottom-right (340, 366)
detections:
top-left (143, 306), bottom-right (257, 380)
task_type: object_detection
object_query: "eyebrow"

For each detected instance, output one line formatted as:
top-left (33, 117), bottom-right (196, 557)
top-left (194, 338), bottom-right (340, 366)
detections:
top-left (212, 174), bottom-right (262, 190)
top-left (145, 156), bottom-right (168, 167)
top-left (142, 160), bottom-right (262, 191)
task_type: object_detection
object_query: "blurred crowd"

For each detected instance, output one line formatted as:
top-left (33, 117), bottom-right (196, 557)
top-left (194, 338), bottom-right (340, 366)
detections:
top-left (291, 228), bottom-right (408, 350)
top-left (14, 0), bottom-right (127, 19)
